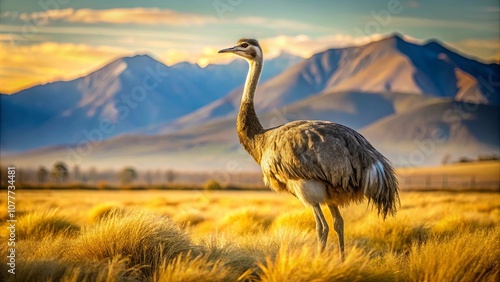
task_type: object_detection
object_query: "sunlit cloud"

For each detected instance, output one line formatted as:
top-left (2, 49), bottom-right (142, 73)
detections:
top-left (5, 7), bottom-right (330, 32)
top-left (0, 42), bottom-right (130, 93)
top-left (161, 33), bottom-right (391, 67)
top-left (452, 38), bottom-right (500, 62)
top-left (1, 33), bottom-right (497, 94)
top-left (14, 8), bottom-right (218, 26)
top-left (260, 34), bottom-right (388, 58)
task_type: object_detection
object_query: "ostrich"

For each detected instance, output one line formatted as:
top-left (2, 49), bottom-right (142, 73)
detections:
top-left (218, 39), bottom-right (399, 260)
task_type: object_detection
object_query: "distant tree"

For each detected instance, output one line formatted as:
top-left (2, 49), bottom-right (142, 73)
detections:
top-left (119, 167), bottom-right (137, 185)
top-left (204, 179), bottom-right (222, 191)
top-left (165, 170), bottom-right (175, 183)
top-left (37, 167), bottom-right (49, 184)
top-left (145, 170), bottom-right (153, 186)
top-left (88, 167), bottom-right (97, 184)
top-left (73, 165), bottom-right (81, 182)
top-left (457, 157), bottom-right (473, 163)
top-left (51, 162), bottom-right (69, 183)
top-left (478, 154), bottom-right (500, 162)
top-left (441, 153), bottom-right (452, 165)
top-left (154, 169), bottom-right (162, 183)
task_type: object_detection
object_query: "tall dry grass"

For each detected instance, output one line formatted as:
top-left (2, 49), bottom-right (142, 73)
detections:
top-left (0, 190), bottom-right (498, 281)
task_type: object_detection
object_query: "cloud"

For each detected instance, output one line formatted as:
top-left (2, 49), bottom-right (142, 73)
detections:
top-left (389, 16), bottom-right (484, 30)
top-left (9, 7), bottom-right (328, 32)
top-left (0, 42), bottom-right (130, 93)
top-left (457, 38), bottom-right (500, 49)
top-left (260, 34), bottom-right (387, 58)
top-left (451, 38), bottom-right (500, 63)
top-left (161, 33), bottom-right (390, 67)
top-left (16, 8), bottom-right (218, 26)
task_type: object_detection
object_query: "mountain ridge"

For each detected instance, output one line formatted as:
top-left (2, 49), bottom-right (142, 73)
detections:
top-left (1, 34), bottom-right (498, 169)
top-left (1, 52), bottom-right (302, 151)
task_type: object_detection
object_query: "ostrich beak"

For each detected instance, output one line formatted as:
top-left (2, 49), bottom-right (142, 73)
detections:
top-left (218, 46), bottom-right (237, 53)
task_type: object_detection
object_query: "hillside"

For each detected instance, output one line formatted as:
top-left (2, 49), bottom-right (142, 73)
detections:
top-left (1, 34), bottom-right (499, 170)
top-left (0, 53), bottom-right (301, 151)
top-left (156, 35), bottom-right (499, 134)
top-left (361, 100), bottom-right (500, 165)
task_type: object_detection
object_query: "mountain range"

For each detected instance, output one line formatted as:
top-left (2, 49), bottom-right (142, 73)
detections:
top-left (1, 34), bottom-right (499, 171)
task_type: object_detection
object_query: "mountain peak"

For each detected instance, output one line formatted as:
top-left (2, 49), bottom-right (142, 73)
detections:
top-left (87, 53), bottom-right (164, 80)
top-left (114, 53), bottom-right (159, 66)
top-left (423, 39), bottom-right (446, 50)
top-left (386, 32), bottom-right (405, 41)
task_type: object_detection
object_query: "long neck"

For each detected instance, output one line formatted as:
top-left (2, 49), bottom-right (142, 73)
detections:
top-left (237, 58), bottom-right (264, 163)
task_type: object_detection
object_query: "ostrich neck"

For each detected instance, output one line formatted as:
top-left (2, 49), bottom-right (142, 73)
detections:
top-left (237, 59), bottom-right (264, 163)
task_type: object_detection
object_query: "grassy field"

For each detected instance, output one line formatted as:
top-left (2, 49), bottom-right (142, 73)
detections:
top-left (0, 189), bottom-right (499, 281)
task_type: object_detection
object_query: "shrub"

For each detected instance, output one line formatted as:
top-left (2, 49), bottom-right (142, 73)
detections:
top-left (204, 179), bottom-right (222, 191)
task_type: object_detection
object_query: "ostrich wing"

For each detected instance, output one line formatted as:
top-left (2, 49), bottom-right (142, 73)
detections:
top-left (260, 120), bottom-right (379, 193)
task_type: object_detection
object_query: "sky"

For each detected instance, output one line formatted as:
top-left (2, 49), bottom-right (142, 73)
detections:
top-left (0, 0), bottom-right (498, 94)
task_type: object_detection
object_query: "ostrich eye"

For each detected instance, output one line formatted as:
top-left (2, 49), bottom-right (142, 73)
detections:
top-left (240, 43), bottom-right (249, 48)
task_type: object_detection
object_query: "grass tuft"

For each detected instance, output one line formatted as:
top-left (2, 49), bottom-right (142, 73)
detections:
top-left (155, 252), bottom-right (242, 282)
top-left (258, 245), bottom-right (387, 282)
top-left (88, 202), bottom-right (125, 223)
top-left (173, 209), bottom-right (205, 227)
top-left (406, 227), bottom-right (500, 282)
top-left (69, 208), bottom-right (193, 276)
top-left (219, 208), bottom-right (275, 235)
top-left (16, 210), bottom-right (79, 240)
top-left (270, 209), bottom-right (315, 232)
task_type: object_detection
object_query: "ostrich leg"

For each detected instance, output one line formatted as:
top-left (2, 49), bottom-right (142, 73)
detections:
top-left (328, 204), bottom-right (345, 261)
top-left (312, 204), bottom-right (329, 252)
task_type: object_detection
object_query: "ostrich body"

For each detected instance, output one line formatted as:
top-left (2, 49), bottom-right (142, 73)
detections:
top-left (219, 39), bottom-right (399, 260)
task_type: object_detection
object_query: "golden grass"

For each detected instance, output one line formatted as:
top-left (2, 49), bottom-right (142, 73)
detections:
top-left (406, 228), bottom-right (500, 282)
top-left (69, 208), bottom-right (193, 276)
top-left (0, 190), bottom-right (499, 281)
top-left (155, 252), bottom-right (241, 282)
top-left (15, 209), bottom-right (79, 240)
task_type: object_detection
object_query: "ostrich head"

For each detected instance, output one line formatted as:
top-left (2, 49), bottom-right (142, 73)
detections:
top-left (218, 38), bottom-right (262, 62)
